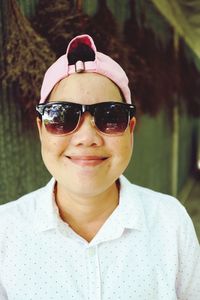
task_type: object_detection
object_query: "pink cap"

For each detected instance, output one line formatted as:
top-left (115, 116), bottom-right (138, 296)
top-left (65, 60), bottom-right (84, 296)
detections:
top-left (40, 34), bottom-right (131, 104)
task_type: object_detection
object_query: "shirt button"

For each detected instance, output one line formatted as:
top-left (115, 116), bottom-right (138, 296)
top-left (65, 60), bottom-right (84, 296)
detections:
top-left (88, 247), bottom-right (96, 257)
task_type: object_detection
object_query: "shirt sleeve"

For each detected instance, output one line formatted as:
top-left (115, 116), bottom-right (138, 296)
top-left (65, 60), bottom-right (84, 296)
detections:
top-left (176, 207), bottom-right (200, 299)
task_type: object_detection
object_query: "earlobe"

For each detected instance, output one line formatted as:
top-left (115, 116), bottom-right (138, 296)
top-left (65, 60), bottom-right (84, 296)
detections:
top-left (129, 117), bottom-right (136, 133)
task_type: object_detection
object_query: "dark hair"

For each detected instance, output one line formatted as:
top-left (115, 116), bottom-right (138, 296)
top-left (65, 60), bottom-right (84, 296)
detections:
top-left (68, 43), bottom-right (95, 65)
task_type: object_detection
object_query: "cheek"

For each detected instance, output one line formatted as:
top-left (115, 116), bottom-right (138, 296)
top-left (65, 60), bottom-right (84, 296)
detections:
top-left (120, 142), bottom-right (133, 162)
top-left (40, 131), bottom-right (70, 158)
top-left (109, 134), bottom-right (133, 160)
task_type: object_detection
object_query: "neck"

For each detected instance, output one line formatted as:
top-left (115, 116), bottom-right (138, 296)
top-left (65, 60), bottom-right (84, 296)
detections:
top-left (55, 182), bottom-right (119, 242)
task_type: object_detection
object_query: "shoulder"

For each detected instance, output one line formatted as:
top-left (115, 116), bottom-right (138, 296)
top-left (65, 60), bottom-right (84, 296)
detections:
top-left (0, 181), bottom-right (52, 228)
top-left (134, 183), bottom-right (182, 209)
top-left (0, 187), bottom-right (42, 210)
top-left (121, 175), bottom-right (182, 205)
top-left (121, 176), bottom-right (199, 253)
top-left (120, 175), bottom-right (190, 225)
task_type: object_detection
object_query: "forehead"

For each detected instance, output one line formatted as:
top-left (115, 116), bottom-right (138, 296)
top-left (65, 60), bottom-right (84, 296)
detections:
top-left (49, 73), bottom-right (123, 103)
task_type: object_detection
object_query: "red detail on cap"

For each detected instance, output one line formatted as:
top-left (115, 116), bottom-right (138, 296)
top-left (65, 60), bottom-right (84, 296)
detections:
top-left (68, 36), bottom-right (92, 53)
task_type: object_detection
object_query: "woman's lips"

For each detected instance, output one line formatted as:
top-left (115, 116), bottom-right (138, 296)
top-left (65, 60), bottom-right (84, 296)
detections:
top-left (66, 155), bottom-right (108, 166)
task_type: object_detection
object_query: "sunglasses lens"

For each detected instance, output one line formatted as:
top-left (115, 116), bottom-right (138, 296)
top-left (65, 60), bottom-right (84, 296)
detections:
top-left (42, 104), bottom-right (80, 135)
top-left (95, 104), bottom-right (129, 134)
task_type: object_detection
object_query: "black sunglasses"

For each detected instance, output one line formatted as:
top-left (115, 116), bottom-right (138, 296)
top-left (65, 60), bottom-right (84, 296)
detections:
top-left (36, 101), bottom-right (136, 136)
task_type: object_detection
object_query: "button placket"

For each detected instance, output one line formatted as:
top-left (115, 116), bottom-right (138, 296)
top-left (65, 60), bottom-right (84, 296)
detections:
top-left (86, 246), bottom-right (101, 300)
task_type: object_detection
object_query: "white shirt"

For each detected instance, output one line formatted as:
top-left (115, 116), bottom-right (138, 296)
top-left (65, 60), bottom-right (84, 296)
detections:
top-left (0, 176), bottom-right (199, 300)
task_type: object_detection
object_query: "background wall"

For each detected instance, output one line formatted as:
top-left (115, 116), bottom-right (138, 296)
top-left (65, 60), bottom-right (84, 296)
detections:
top-left (0, 0), bottom-right (199, 204)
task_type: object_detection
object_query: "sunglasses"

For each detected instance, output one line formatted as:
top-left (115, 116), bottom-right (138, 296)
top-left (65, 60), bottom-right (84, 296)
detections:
top-left (36, 101), bottom-right (136, 136)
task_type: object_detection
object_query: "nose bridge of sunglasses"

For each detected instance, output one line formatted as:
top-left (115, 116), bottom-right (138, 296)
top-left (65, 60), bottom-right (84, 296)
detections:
top-left (76, 105), bottom-right (101, 132)
top-left (81, 104), bottom-right (96, 116)
top-left (79, 111), bottom-right (96, 129)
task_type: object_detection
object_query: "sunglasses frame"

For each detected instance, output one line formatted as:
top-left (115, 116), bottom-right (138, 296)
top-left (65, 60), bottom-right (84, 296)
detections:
top-left (36, 101), bottom-right (136, 136)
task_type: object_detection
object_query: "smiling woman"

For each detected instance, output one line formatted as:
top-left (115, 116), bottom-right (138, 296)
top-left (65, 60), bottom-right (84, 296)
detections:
top-left (0, 34), bottom-right (199, 300)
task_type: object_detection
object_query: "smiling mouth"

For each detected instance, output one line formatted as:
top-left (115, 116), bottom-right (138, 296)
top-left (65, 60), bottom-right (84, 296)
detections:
top-left (66, 156), bottom-right (108, 166)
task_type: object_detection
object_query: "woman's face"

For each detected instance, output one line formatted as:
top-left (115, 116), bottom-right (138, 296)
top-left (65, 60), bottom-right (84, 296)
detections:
top-left (37, 73), bottom-right (136, 198)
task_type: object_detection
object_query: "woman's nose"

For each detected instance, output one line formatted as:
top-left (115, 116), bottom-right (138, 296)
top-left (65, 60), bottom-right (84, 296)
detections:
top-left (70, 113), bottom-right (104, 147)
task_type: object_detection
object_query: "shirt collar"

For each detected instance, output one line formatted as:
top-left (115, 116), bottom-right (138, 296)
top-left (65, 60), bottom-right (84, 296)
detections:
top-left (117, 175), bottom-right (146, 230)
top-left (33, 175), bottom-right (146, 234)
top-left (33, 178), bottom-right (59, 232)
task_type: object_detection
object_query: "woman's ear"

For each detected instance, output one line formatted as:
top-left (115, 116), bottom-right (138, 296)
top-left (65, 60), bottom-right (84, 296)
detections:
top-left (129, 117), bottom-right (136, 133)
top-left (36, 117), bottom-right (43, 141)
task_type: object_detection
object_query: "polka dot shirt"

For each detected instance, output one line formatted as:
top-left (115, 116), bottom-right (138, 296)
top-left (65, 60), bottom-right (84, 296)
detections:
top-left (0, 176), bottom-right (199, 300)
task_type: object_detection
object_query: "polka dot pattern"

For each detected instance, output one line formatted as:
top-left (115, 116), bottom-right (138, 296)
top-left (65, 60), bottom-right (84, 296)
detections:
top-left (0, 176), bottom-right (199, 299)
